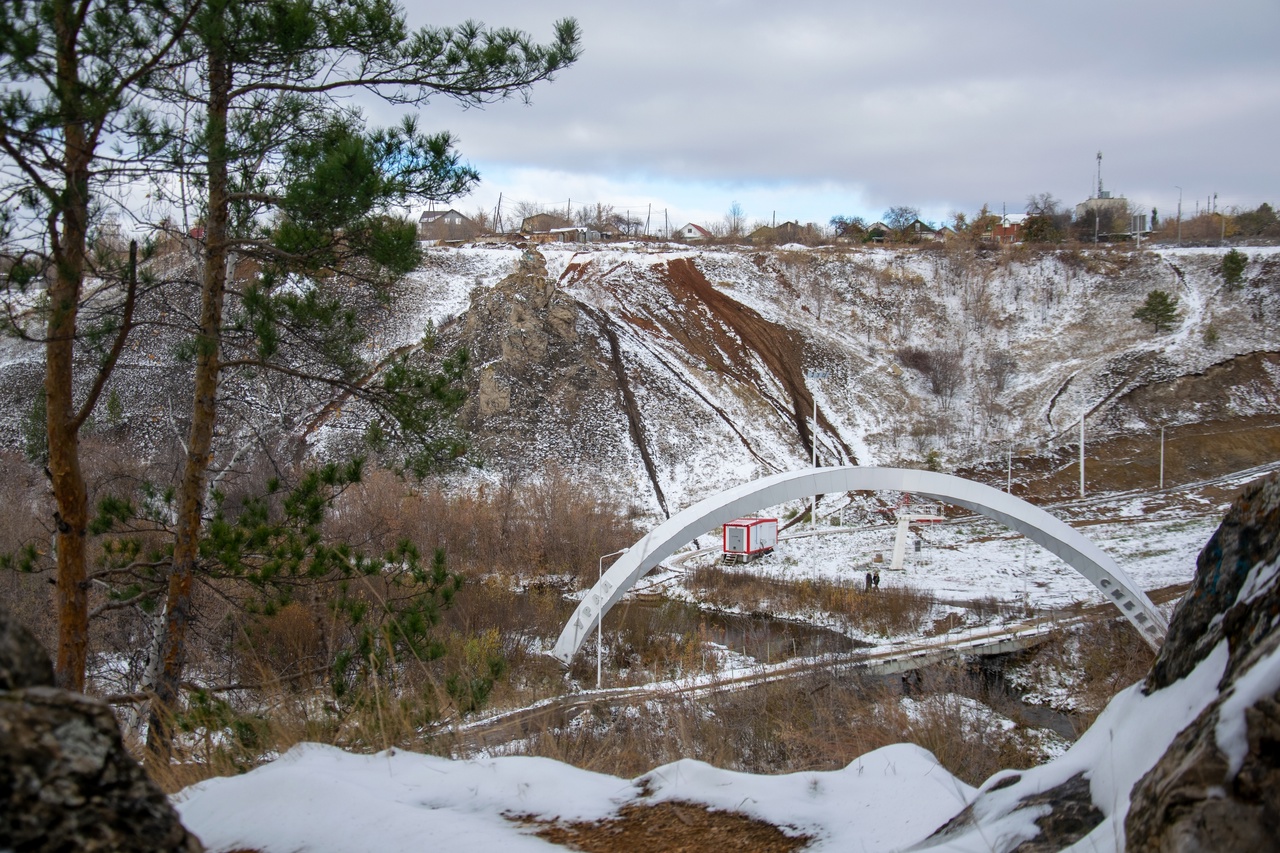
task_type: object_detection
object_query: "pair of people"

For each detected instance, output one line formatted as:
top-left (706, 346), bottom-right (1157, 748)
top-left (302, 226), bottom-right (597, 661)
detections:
top-left (864, 570), bottom-right (881, 590)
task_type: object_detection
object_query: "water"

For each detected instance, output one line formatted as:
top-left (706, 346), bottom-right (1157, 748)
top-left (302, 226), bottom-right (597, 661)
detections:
top-left (614, 599), bottom-right (861, 663)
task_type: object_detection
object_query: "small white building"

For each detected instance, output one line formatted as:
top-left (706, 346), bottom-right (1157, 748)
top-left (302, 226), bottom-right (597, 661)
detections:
top-left (676, 223), bottom-right (712, 242)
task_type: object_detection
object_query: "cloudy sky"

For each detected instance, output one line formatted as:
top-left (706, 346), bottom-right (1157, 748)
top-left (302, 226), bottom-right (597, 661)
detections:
top-left (395, 1), bottom-right (1279, 233)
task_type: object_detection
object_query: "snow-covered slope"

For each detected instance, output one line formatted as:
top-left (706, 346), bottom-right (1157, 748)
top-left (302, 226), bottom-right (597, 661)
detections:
top-left (1, 242), bottom-right (1276, 519)
top-left (392, 243), bottom-right (1280, 514)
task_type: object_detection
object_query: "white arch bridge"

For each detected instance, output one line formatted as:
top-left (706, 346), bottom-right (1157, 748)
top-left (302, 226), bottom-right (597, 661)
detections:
top-left (551, 466), bottom-right (1168, 664)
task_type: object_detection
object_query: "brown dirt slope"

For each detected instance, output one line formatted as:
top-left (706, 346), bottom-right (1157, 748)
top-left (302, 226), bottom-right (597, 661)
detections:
top-left (658, 258), bottom-right (855, 462)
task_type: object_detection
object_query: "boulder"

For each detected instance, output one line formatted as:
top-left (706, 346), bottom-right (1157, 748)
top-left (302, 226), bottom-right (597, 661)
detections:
top-left (0, 606), bottom-right (202, 851)
top-left (1125, 473), bottom-right (1280, 851)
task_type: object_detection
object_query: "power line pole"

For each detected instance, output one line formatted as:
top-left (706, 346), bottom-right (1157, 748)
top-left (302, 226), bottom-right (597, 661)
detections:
top-left (1175, 186), bottom-right (1182, 246)
top-left (1079, 412), bottom-right (1086, 498)
top-left (1159, 424), bottom-right (1165, 489)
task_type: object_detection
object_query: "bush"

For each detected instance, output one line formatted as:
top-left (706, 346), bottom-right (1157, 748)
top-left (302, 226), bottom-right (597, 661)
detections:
top-left (1222, 248), bottom-right (1247, 289)
top-left (896, 346), bottom-right (965, 402)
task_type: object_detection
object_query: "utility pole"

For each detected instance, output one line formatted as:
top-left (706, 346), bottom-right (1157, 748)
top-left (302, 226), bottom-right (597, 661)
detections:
top-left (1159, 424), bottom-right (1165, 490)
top-left (1079, 412), bottom-right (1086, 498)
top-left (596, 549), bottom-right (628, 690)
top-left (1175, 186), bottom-right (1182, 246)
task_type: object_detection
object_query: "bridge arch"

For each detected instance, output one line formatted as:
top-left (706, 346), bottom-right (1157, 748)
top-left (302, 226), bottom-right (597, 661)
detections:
top-left (550, 466), bottom-right (1167, 664)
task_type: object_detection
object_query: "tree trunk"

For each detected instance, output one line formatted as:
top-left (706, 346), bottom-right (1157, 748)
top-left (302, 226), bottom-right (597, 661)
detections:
top-left (147, 37), bottom-right (231, 758)
top-left (47, 0), bottom-right (92, 693)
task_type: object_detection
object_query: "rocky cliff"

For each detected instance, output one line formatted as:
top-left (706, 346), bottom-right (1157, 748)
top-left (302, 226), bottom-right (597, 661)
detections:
top-left (918, 472), bottom-right (1280, 851)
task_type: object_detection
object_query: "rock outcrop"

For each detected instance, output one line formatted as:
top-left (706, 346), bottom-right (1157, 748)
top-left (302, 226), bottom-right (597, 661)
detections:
top-left (1125, 472), bottom-right (1280, 851)
top-left (456, 247), bottom-right (647, 487)
top-left (0, 606), bottom-right (202, 851)
top-left (917, 472), bottom-right (1280, 851)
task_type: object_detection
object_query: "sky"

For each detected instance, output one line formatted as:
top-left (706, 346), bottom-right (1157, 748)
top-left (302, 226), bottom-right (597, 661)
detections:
top-left (383, 1), bottom-right (1280, 234)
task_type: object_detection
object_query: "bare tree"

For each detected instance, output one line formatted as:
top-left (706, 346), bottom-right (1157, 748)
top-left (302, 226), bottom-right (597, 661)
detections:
top-left (984, 349), bottom-right (1016, 393)
top-left (725, 201), bottom-right (746, 240)
top-left (897, 346), bottom-right (965, 406)
top-left (883, 206), bottom-right (920, 241)
top-left (609, 212), bottom-right (642, 237)
top-left (468, 206), bottom-right (493, 234)
top-left (830, 215), bottom-right (867, 240)
top-left (1025, 192), bottom-right (1060, 216)
top-left (1024, 193), bottom-right (1068, 242)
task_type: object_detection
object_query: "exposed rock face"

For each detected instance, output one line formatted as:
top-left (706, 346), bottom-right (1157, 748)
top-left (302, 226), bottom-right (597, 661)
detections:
top-left (1125, 472), bottom-right (1280, 851)
top-left (926, 772), bottom-right (1103, 852)
top-left (1144, 472), bottom-right (1280, 692)
top-left (917, 472), bottom-right (1280, 852)
top-left (462, 247), bottom-right (586, 421)
top-left (0, 606), bottom-right (202, 851)
top-left (0, 610), bottom-right (54, 691)
top-left (456, 247), bottom-right (640, 482)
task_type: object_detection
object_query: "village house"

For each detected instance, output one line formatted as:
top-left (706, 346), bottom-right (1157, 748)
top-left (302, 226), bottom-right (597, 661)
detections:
top-left (418, 209), bottom-right (478, 243)
top-left (990, 213), bottom-right (1026, 244)
top-left (676, 223), bottom-right (712, 242)
top-left (519, 212), bottom-right (573, 234)
top-left (748, 221), bottom-right (822, 246)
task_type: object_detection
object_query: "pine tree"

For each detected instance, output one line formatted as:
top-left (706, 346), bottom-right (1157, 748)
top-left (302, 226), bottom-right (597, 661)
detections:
top-left (1133, 289), bottom-right (1180, 333)
top-left (141, 0), bottom-right (578, 757)
top-left (0, 0), bottom-right (199, 691)
top-left (1222, 249), bottom-right (1247, 288)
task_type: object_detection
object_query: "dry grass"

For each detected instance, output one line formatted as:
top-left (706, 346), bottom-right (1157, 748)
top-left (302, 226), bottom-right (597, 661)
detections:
top-left (499, 663), bottom-right (1058, 788)
top-left (0, 445), bottom-right (1148, 800)
top-left (524, 800), bottom-right (813, 852)
top-left (685, 567), bottom-right (936, 637)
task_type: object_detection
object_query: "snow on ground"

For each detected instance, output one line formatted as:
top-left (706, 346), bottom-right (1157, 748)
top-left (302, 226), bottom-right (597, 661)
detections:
top-left (167, 243), bottom-right (1280, 849)
top-left (175, 741), bottom-right (972, 852)
top-left (174, 638), bottom-right (1257, 852)
top-left (659, 480), bottom-right (1221, 647)
top-left (173, 472), bottom-right (1262, 851)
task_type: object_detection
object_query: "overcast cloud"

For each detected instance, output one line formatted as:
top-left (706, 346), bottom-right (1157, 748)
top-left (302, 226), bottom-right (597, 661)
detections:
top-left (393, 1), bottom-right (1280, 231)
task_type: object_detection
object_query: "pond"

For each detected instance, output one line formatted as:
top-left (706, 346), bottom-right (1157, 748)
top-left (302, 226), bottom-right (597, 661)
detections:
top-left (611, 599), bottom-right (862, 664)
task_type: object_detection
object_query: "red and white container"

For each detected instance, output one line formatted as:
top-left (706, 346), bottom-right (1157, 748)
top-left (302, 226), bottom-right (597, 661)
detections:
top-left (722, 517), bottom-right (778, 563)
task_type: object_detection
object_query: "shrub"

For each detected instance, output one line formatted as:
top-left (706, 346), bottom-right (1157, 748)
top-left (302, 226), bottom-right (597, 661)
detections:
top-left (1221, 248), bottom-right (1247, 289)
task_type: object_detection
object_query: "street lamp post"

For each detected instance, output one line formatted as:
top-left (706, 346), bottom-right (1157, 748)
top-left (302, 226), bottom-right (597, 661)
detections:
top-left (596, 548), bottom-right (628, 690)
top-left (1007, 441), bottom-right (1012, 494)
top-left (804, 369), bottom-right (829, 528)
